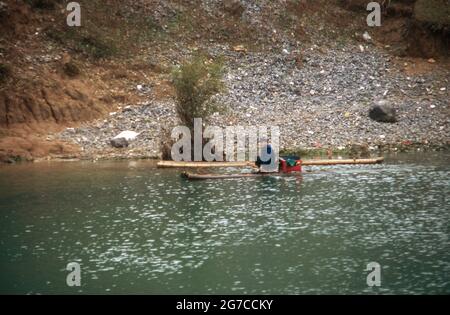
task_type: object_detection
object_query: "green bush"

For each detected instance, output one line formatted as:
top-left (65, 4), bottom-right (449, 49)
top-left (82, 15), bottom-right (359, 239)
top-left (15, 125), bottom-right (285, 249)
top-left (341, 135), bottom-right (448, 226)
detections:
top-left (46, 26), bottom-right (117, 60)
top-left (78, 35), bottom-right (117, 59)
top-left (63, 61), bottom-right (81, 77)
top-left (171, 54), bottom-right (226, 129)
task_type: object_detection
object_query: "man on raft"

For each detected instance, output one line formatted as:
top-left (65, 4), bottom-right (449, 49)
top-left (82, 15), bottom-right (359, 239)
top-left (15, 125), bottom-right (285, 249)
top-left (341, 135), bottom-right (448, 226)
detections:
top-left (255, 138), bottom-right (279, 173)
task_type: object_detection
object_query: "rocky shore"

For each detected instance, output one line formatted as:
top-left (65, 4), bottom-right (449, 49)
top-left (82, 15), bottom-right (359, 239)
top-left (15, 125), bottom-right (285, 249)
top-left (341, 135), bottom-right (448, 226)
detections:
top-left (57, 39), bottom-right (449, 160)
top-left (1, 0), bottom-right (449, 163)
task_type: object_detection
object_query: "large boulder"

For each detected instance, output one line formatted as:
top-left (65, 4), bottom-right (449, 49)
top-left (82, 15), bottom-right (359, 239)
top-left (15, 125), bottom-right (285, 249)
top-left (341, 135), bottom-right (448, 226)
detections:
top-left (110, 130), bottom-right (140, 148)
top-left (110, 137), bottom-right (129, 148)
top-left (369, 100), bottom-right (398, 123)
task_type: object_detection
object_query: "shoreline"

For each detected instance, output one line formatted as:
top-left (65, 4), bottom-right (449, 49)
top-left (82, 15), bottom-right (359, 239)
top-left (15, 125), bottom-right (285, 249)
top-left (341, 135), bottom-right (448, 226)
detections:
top-left (3, 21), bottom-right (449, 165)
top-left (50, 43), bottom-right (448, 165)
top-left (5, 142), bottom-right (447, 165)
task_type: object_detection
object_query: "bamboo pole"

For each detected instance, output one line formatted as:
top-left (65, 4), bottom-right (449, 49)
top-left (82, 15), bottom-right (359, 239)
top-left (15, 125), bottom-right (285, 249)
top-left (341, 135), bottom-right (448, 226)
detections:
top-left (157, 161), bottom-right (253, 168)
top-left (158, 157), bottom-right (384, 168)
top-left (182, 172), bottom-right (301, 180)
top-left (302, 157), bottom-right (384, 166)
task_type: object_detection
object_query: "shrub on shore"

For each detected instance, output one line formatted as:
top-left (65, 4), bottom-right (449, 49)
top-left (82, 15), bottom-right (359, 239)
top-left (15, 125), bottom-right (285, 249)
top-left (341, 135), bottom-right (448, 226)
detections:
top-left (171, 54), bottom-right (226, 129)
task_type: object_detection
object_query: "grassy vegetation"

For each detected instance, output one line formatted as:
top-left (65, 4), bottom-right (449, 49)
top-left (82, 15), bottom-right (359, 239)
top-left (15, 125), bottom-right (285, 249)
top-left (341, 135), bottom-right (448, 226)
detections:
top-left (415, 0), bottom-right (450, 31)
top-left (40, 0), bottom-right (268, 60)
top-left (279, 0), bottom-right (304, 29)
top-left (46, 24), bottom-right (119, 60)
top-left (135, 11), bottom-right (195, 43)
top-left (135, 16), bottom-right (166, 42)
top-left (42, 1), bottom-right (201, 59)
top-left (78, 34), bottom-right (118, 59)
top-left (42, 0), bottom-right (132, 59)
top-left (171, 54), bottom-right (226, 129)
top-left (24, 0), bottom-right (63, 10)
top-left (62, 60), bottom-right (81, 77)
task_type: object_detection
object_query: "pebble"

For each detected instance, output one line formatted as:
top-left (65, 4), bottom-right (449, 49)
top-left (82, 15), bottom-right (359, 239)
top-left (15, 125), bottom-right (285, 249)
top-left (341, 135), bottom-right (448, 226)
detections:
top-left (362, 32), bottom-right (372, 42)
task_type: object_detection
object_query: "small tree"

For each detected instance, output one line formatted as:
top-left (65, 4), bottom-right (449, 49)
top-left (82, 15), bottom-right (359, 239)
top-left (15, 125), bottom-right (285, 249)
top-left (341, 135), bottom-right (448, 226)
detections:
top-left (172, 54), bottom-right (225, 130)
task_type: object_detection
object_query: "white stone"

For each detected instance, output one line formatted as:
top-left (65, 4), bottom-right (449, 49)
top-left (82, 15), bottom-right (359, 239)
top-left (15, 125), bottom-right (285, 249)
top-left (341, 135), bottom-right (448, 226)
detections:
top-left (363, 31), bottom-right (372, 42)
top-left (114, 131), bottom-right (140, 141)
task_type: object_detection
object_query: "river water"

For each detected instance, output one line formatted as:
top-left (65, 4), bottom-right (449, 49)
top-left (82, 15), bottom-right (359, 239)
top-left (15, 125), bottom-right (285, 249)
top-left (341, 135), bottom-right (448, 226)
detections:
top-left (0, 153), bottom-right (449, 294)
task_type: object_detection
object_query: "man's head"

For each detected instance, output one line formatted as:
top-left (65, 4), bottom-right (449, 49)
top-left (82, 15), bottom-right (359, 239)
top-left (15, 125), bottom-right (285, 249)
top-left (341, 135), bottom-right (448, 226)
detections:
top-left (259, 136), bottom-right (269, 148)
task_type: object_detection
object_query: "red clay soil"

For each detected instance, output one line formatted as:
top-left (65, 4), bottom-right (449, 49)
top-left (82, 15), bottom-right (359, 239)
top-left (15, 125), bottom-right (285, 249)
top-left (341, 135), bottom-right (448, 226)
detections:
top-left (0, 1), bottom-right (165, 162)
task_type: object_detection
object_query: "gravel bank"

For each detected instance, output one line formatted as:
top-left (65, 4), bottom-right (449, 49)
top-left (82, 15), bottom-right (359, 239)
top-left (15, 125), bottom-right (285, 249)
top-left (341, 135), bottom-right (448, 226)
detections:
top-left (58, 41), bottom-right (449, 160)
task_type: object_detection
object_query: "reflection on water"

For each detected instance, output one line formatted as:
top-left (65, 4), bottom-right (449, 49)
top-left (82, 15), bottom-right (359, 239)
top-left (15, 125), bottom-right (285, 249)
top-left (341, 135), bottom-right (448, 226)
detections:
top-left (0, 153), bottom-right (449, 294)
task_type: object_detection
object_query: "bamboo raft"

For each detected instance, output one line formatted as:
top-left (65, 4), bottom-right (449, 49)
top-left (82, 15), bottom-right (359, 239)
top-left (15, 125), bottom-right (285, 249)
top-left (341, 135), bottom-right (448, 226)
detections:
top-left (182, 171), bottom-right (303, 180)
top-left (157, 161), bottom-right (255, 168)
top-left (303, 157), bottom-right (384, 166)
top-left (158, 157), bottom-right (384, 168)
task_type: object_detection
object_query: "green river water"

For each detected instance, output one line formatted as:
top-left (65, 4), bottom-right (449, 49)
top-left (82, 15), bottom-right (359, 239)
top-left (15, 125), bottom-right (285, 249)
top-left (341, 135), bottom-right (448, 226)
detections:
top-left (0, 153), bottom-right (449, 294)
